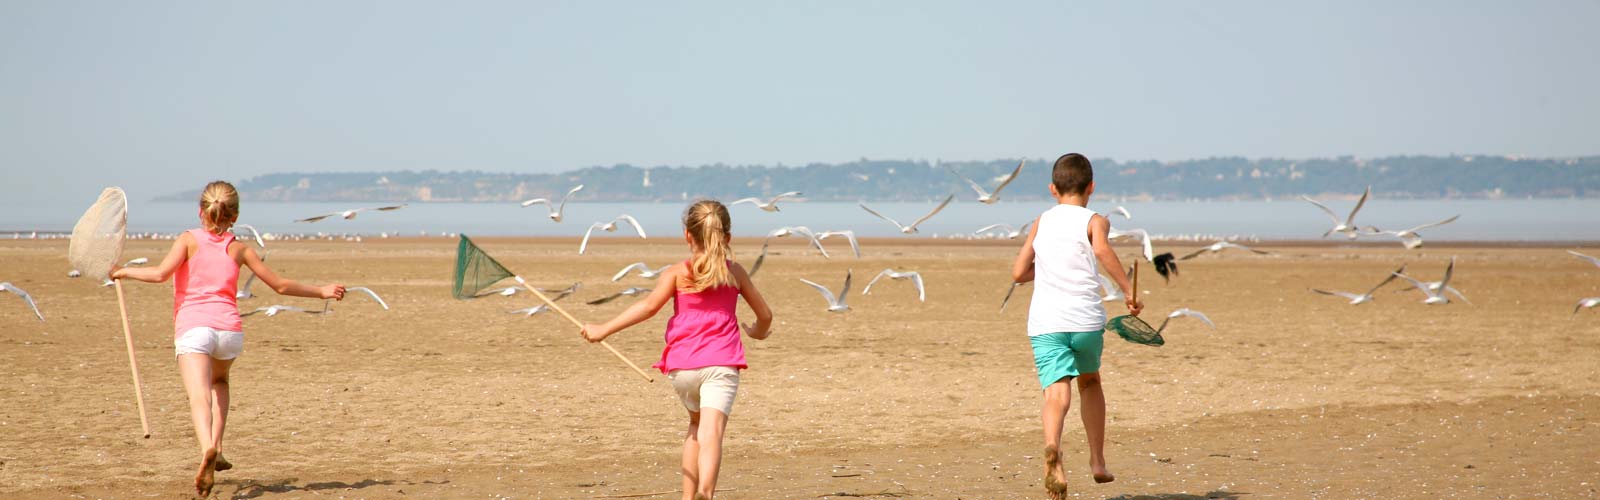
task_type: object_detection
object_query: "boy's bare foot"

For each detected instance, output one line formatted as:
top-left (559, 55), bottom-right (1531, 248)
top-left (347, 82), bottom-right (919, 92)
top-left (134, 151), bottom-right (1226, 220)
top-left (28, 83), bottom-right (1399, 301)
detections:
top-left (1043, 446), bottom-right (1069, 500)
top-left (213, 452), bottom-right (232, 472)
top-left (1092, 468), bottom-right (1116, 483)
top-left (195, 449), bottom-right (217, 497)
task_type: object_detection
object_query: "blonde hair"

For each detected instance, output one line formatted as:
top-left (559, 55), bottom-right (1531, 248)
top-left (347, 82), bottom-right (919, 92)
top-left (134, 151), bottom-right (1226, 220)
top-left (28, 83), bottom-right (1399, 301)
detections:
top-left (199, 181), bottom-right (239, 234)
top-left (683, 199), bottom-right (735, 292)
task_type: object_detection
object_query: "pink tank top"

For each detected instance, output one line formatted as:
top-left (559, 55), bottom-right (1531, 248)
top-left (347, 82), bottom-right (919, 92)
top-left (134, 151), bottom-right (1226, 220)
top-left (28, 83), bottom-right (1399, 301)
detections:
top-left (654, 260), bottom-right (747, 373)
top-left (173, 228), bottom-right (243, 337)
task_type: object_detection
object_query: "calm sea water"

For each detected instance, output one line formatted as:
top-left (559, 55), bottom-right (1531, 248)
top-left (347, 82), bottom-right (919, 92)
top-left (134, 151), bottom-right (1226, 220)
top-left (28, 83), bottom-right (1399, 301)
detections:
top-left (1, 197), bottom-right (1596, 241)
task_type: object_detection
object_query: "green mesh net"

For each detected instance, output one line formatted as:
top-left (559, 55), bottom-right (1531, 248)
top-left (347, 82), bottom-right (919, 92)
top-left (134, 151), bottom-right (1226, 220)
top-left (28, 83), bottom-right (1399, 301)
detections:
top-left (1107, 314), bottom-right (1164, 346)
top-left (453, 235), bottom-right (515, 299)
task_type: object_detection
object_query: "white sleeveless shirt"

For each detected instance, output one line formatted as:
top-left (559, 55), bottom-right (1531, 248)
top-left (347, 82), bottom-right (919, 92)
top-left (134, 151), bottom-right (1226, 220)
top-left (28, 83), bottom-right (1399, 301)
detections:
top-left (1026, 204), bottom-right (1107, 335)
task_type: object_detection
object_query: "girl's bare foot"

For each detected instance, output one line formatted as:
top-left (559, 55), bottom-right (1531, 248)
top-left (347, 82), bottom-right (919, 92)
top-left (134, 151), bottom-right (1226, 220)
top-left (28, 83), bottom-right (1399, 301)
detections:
top-left (214, 452), bottom-right (232, 472)
top-left (1043, 446), bottom-right (1069, 500)
top-left (195, 449), bottom-right (217, 497)
top-left (1092, 467), bottom-right (1115, 484)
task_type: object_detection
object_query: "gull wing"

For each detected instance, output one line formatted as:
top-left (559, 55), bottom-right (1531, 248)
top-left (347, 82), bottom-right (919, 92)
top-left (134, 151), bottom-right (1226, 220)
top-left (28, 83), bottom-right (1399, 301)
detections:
top-left (1168, 308), bottom-right (1216, 328)
top-left (908, 271), bottom-right (925, 302)
top-left (818, 231), bottom-right (861, 258)
top-left (798, 278), bottom-right (839, 307)
top-left (1112, 206), bottom-right (1132, 219)
top-left (613, 215), bottom-right (647, 238)
top-left (234, 224), bottom-right (266, 249)
top-left (1311, 288), bottom-right (1363, 301)
top-left (1443, 286), bottom-right (1471, 305)
top-left (587, 292), bottom-right (625, 305)
top-left (858, 202), bottom-right (904, 231)
top-left (1, 282), bottom-right (44, 321)
top-left (731, 198), bottom-right (762, 207)
top-left (579, 222), bottom-right (605, 254)
top-left (908, 194), bottom-right (956, 230)
top-left (1364, 265), bottom-right (1406, 295)
top-left (241, 307), bottom-right (270, 317)
top-left (862, 268), bottom-right (893, 295)
top-left (612, 262), bottom-right (648, 282)
top-left (557, 184), bottom-right (584, 213)
top-left (1568, 250), bottom-right (1600, 268)
top-left (771, 191), bottom-right (802, 203)
top-left (1439, 257), bottom-right (1455, 289)
top-left (988, 160), bottom-right (1025, 198)
top-left (295, 213), bottom-right (336, 223)
top-left (1391, 272), bottom-right (1437, 298)
top-left (975, 223), bottom-right (1013, 235)
top-left (838, 269), bottom-right (853, 306)
top-left (1179, 247), bottom-right (1209, 261)
top-left (749, 251), bottom-right (767, 277)
top-left (947, 166), bottom-right (990, 198)
top-left (1228, 242), bottom-right (1270, 255)
top-left (520, 198), bottom-right (552, 208)
top-left (1345, 186), bottom-right (1371, 223)
top-left (1097, 273), bottom-right (1124, 301)
top-left (372, 204), bottom-right (407, 212)
top-left (346, 287), bottom-right (390, 310)
top-left (1405, 214), bottom-right (1460, 233)
top-left (1300, 196), bottom-right (1341, 224)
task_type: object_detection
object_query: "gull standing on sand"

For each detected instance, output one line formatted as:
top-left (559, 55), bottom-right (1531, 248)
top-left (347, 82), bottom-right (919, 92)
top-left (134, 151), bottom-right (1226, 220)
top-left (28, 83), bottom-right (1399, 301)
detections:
top-left (948, 161), bottom-right (1024, 204)
top-left (1179, 241), bottom-right (1272, 260)
top-left (817, 230), bottom-right (861, 258)
top-left (1569, 250), bottom-right (1600, 269)
top-left (587, 287), bottom-right (653, 305)
top-left (1392, 257), bottom-right (1460, 305)
top-left (1302, 186), bottom-right (1371, 239)
top-left (862, 269), bottom-right (925, 302)
top-left (975, 222), bottom-right (1033, 240)
top-left (612, 262), bottom-right (670, 282)
top-left (1575, 297), bottom-right (1600, 316)
top-left (294, 204), bottom-right (407, 223)
top-left (1156, 308), bottom-right (1215, 333)
top-left (731, 191), bottom-right (802, 212)
top-left (520, 184), bottom-right (585, 222)
top-left (1311, 265), bottom-right (1406, 305)
top-left (1364, 215), bottom-right (1460, 249)
top-left (578, 215), bottom-right (647, 255)
top-left (1, 282), bottom-right (44, 321)
top-left (860, 194), bottom-right (955, 235)
top-left (798, 269), bottom-right (853, 313)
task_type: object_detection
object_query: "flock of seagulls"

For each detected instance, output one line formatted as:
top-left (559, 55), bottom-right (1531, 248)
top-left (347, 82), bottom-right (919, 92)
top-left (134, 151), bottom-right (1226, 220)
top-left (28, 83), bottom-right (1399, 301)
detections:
top-left (1300, 186), bottom-right (1460, 248)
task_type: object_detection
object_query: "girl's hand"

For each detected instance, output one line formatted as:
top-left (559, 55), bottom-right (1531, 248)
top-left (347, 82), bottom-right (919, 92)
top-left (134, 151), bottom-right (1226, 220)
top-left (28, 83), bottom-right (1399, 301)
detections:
top-left (581, 323), bottom-right (608, 343)
top-left (109, 267), bottom-right (125, 280)
top-left (321, 284), bottom-right (346, 301)
top-left (1125, 296), bottom-right (1144, 316)
top-left (741, 322), bottom-right (770, 340)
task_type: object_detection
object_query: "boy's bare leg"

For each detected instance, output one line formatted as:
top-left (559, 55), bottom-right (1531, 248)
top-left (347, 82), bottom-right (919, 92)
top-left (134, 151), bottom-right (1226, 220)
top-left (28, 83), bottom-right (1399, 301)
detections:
top-left (209, 358), bottom-right (234, 472)
top-left (694, 409), bottom-right (728, 500)
top-left (178, 354), bottom-right (217, 496)
top-left (1041, 378), bottom-right (1073, 499)
top-left (1077, 373), bottom-right (1114, 482)
top-left (681, 412), bottom-right (700, 500)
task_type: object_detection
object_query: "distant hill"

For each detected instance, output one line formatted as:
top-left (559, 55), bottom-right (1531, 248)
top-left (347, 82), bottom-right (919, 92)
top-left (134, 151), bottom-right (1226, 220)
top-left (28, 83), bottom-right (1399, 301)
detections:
top-left (156, 155), bottom-right (1600, 203)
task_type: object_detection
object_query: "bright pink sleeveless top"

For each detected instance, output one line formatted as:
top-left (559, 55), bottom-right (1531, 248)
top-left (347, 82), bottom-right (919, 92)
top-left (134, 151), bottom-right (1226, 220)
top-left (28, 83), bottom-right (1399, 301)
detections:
top-left (654, 260), bottom-right (747, 373)
top-left (173, 228), bottom-right (243, 337)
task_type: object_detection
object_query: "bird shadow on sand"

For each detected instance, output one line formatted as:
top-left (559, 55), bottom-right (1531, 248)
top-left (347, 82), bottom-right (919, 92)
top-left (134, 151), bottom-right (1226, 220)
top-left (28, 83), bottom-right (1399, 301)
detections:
top-left (225, 477), bottom-right (448, 499)
top-left (1104, 491), bottom-right (1247, 500)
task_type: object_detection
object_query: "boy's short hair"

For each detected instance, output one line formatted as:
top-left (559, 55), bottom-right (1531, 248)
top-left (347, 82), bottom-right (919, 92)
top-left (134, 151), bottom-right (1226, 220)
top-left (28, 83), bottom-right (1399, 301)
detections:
top-left (1052, 153), bottom-right (1093, 195)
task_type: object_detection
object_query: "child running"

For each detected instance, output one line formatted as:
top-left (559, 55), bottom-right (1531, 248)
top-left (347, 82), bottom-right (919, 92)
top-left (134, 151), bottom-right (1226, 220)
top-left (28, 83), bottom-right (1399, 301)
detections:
top-left (112, 181), bottom-right (345, 496)
top-left (582, 199), bottom-right (774, 500)
top-left (1010, 153), bottom-right (1141, 499)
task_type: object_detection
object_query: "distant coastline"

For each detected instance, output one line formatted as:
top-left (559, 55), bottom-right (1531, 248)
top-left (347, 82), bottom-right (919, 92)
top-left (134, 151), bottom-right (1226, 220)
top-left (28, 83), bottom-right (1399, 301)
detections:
top-left (155, 155), bottom-right (1600, 203)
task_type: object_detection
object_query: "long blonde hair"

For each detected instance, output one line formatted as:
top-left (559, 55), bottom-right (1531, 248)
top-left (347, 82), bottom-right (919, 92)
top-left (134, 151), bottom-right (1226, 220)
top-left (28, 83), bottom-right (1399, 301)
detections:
top-left (199, 181), bottom-right (239, 234)
top-left (683, 199), bottom-right (735, 292)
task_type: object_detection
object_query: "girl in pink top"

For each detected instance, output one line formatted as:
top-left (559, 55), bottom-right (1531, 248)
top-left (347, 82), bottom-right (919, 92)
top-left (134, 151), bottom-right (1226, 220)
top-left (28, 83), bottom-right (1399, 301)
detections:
top-left (112, 181), bottom-right (345, 497)
top-left (583, 199), bottom-right (774, 500)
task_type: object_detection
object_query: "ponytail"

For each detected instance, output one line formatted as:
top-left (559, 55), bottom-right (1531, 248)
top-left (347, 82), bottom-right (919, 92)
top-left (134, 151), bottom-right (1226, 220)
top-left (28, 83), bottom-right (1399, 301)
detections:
top-left (199, 181), bottom-right (240, 234)
top-left (683, 200), bottom-right (735, 292)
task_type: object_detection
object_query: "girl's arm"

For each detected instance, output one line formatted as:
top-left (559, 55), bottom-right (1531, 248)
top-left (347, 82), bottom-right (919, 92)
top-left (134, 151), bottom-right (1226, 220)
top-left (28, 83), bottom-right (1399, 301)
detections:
top-left (1010, 217), bottom-right (1042, 283)
top-left (1088, 215), bottom-right (1143, 316)
top-left (729, 262), bottom-right (774, 340)
top-left (237, 245), bottom-right (345, 300)
top-left (111, 233), bottom-right (190, 283)
top-left (582, 265), bottom-right (678, 343)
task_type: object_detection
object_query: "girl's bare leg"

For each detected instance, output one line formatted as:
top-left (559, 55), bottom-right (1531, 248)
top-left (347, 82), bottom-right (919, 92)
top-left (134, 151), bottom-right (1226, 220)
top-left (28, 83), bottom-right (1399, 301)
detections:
top-left (1041, 378), bottom-right (1073, 500)
top-left (177, 354), bottom-right (218, 496)
top-left (694, 409), bottom-right (727, 500)
top-left (681, 412), bottom-right (700, 500)
top-left (1077, 372), bottom-right (1113, 482)
top-left (209, 358), bottom-right (234, 472)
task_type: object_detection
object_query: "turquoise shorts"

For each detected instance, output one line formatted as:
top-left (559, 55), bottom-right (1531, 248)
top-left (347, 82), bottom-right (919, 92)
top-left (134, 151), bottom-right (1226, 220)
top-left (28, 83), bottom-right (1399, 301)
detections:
top-left (1030, 330), bottom-right (1104, 388)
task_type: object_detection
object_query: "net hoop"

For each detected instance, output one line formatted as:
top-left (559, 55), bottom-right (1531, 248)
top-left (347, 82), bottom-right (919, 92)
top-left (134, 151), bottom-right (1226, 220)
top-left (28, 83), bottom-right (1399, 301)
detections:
top-left (68, 187), bottom-right (129, 283)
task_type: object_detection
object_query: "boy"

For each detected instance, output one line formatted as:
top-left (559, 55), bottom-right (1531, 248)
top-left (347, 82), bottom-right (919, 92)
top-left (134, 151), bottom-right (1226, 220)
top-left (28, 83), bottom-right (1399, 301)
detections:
top-left (1010, 153), bottom-right (1141, 499)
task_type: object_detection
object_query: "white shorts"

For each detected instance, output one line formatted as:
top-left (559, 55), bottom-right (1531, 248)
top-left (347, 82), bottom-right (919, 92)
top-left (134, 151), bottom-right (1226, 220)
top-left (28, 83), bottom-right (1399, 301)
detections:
top-left (174, 327), bottom-right (244, 360)
top-left (667, 366), bottom-right (740, 416)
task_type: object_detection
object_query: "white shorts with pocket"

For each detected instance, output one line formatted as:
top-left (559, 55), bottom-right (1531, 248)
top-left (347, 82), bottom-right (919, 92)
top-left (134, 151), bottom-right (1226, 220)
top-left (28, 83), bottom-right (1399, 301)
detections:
top-left (174, 327), bottom-right (244, 360)
top-left (667, 366), bottom-right (740, 416)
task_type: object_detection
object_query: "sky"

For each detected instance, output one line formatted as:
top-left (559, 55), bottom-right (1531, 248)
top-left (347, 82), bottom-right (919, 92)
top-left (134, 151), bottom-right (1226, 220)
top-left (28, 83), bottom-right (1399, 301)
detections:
top-left (3, 1), bottom-right (1597, 203)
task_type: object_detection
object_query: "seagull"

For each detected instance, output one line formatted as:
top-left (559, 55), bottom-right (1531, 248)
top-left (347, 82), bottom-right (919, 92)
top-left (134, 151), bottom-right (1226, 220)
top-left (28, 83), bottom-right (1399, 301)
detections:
top-left (766, 226), bottom-right (829, 257)
top-left (1, 282), bottom-right (44, 321)
top-left (1000, 281), bottom-right (1029, 312)
top-left (509, 305), bottom-right (552, 317)
top-left (862, 269), bottom-right (925, 302)
top-left (1575, 297), bottom-right (1600, 316)
top-left (975, 221), bottom-right (1033, 240)
top-left (67, 270), bottom-right (81, 278)
top-left (1107, 228), bottom-right (1155, 262)
top-left (1392, 257), bottom-right (1459, 305)
top-left (1097, 272), bottom-right (1124, 302)
top-left (948, 161), bottom-right (1024, 204)
top-left (1151, 253), bottom-right (1179, 283)
top-left (798, 269), bottom-right (852, 313)
top-left (241, 304), bottom-right (328, 317)
top-left (579, 215), bottom-right (647, 255)
top-left (1569, 250), bottom-right (1600, 269)
top-left (1311, 265), bottom-right (1406, 305)
top-left (233, 224), bottom-right (266, 249)
top-left (1393, 270), bottom-right (1472, 304)
top-left (124, 257), bottom-right (149, 266)
top-left (731, 191), bottom-right (802, 212)
top-left (611, 262), bottom-right (670, 282)
top-left (587, 287), bottom-right (653, 305)
top-left (342, 286), bottom-right (390, 310)
top-left (859, 195), bottom-right (955, 235)
top-left (816, 230), bottom-right (861, 258)
top-left (1364, 215), bottom-right (1460, 249)
top-left (1180, 241), bottom-right (1271, 260)
top-left (1156, 308), bottom-right (1215, 333)
top-left (294, 205), bottom-right (407, 223)
top-left (1106, 206), bottom-right (1133, 220)
top-left (236, 249), bottom-right (270, 299)
top-left (1302, 186), bottom-right (1370, 239)
top-left (520, 184), bottom-right (585, 222)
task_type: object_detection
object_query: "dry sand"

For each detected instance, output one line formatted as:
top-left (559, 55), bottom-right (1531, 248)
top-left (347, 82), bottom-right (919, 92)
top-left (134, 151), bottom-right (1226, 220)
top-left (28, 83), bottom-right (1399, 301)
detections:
top-left (2, 237), bottom-right (1597, 499)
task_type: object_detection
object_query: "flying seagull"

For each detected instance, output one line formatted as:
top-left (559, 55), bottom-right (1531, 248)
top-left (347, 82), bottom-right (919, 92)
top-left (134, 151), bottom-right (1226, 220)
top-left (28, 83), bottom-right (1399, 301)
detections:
top-left (233, 224), bottom-right (267, 249)
top-left (486, 281), bottom-right (581, 300)
top-left (236, 249), bottom-right (271, 299)
top-left (1156, 308), bottom-right (1216, 333)
top-left (1393, 269), bottom-right (1472, 304)
top-left (1106, 206), bottom-right (1133, 220)
top-left (1107, 228), bottom-right (1155, 262)
top-left (124, 257), bottom-right (149, 267)
top-left (975, 221), bottom-right (1033, 240)
top-left (241, 304), bottom-right (328, 317)
top-left (817, 230), bottom-right (861, 258)
top-left (579, 215), bottom-right (647, 255)
top-left (731, 191), bottom-right (802, 212)
top-left (587, 287), bottom-right (653, 305)
top-left (948, 161), bottom-right (1024, 204)
top-left (612, 262), bottom-right (670, 282)
top-left (1392, 257), bottom-right (1459, 305)
top-left (862, 269), bottom-right (925, 302)
top-left (1151, 253), bottom-right (1179, 283)
top-left (1, 282), bottom-right (44, 321)
top-left (520, 184), bottom-right (585, 222)
top-left (1302, 186), bottom-right (1371, 239)
top-left (751, 226), bottom-right (830, 276)
top-left (1311, 265), bottom-right (1406, 305)
top-left (1364, 215), bottom-right (1460, 249)
top-left (1000, 281), bottom-right (1030, 312)
top-left (1180, 241), bottom-right (1271, 260)
top-left (859, 194), bottom-right (955, 235)
top-left (294, 205), bottom-right (407, 223)
top-left (1097, 272), bottom-right (1124, 303)
top-left (798, 269), bottom-right (853, 313)
top-left (509, 305), bottom-right (552, 317)
top-left (1575, 297), bottom-right (1600, 316)
top-left (1569, 250), bottom-right (1600, 269)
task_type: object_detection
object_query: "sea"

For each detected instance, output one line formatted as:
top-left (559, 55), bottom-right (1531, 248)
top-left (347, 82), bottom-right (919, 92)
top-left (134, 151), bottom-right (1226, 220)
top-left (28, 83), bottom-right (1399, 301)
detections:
top-left (1, 197), bottom-right (1596, 242)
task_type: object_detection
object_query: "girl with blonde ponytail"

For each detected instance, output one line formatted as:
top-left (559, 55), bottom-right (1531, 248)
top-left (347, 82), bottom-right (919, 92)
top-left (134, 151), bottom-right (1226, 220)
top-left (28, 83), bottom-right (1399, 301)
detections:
top-left (112, 180), bottom-right (346, 496)
top-left (582, 199), bottom-right (774, 500)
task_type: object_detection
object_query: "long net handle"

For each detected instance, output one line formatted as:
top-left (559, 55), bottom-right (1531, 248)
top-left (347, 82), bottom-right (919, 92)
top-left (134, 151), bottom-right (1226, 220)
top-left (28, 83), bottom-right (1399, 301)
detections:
top-left (113, 279), bottom-right (152, 438)
top-left (515, 277), bottom-right (654, 383)
top-left (1131, 259), bottom-right (1139, 295)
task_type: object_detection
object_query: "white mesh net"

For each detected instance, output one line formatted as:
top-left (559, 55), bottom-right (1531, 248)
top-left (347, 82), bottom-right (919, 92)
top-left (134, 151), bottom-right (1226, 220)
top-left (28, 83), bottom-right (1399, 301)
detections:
top-left (68, 187), bottom-right (128, 282)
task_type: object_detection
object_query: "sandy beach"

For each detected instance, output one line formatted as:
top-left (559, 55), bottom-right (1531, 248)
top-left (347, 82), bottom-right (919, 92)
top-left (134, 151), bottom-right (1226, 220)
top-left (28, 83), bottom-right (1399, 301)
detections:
top-left (2, 237), bottom-right (1597, 499)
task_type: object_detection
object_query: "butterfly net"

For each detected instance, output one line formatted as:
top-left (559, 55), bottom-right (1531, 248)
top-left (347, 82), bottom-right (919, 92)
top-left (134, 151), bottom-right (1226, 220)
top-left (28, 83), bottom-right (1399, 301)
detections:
top-left (1107, 314), bottom-right (1164, 346)
top-left (453, 234), bottom-right (515, 299)
top-left (68, 187), bottom-right (128, 282)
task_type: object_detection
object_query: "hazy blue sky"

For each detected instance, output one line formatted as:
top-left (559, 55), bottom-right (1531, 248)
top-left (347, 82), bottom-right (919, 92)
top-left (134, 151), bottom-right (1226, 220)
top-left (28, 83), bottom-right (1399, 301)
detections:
top-left (3, 1), bottom-right (1597, 202)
